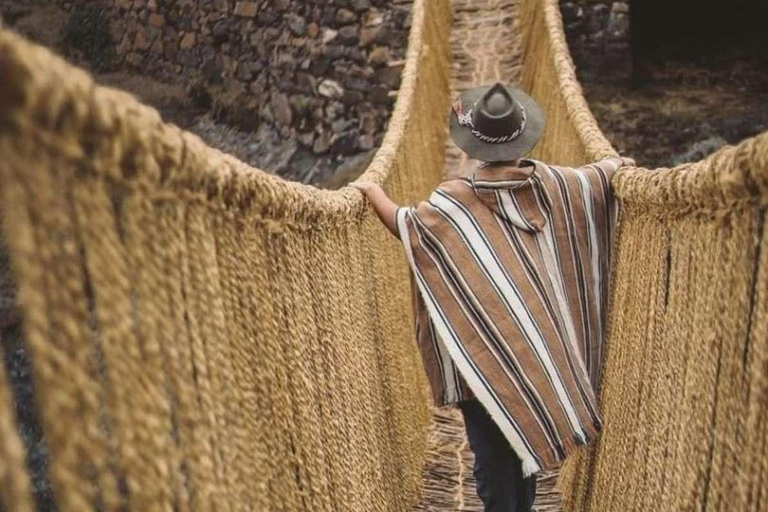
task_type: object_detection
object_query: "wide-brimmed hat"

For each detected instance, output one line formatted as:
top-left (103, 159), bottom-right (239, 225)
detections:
top-left (450, 83), bottom-right (545, 162)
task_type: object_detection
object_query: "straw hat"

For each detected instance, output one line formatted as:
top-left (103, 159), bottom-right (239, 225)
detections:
top-left (450, 82), bottom-right (545, 162)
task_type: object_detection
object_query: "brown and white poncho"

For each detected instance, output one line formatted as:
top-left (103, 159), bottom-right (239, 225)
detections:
top-left (396, 157), bottom-right (623, 476)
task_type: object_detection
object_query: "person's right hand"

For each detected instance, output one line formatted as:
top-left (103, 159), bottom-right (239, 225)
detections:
top-left (618, 157), bottom-right (636, 167)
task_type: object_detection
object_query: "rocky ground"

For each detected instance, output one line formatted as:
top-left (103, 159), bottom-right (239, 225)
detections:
top-left (561, 1), bottom-right (768, 168)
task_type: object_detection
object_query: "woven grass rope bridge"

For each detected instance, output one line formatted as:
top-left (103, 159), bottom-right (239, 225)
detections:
top-left (1, 0), bottom-right (767, 510)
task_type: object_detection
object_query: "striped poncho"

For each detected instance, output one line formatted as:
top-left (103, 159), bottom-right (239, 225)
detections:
top-left (397, 157), bottom-right (623, 476)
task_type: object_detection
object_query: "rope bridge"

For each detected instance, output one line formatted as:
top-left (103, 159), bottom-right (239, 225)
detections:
top-left (0, 0), bottom-right (766, 511)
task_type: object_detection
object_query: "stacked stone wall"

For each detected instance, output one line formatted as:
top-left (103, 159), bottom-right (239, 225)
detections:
top-left (65, 0), bottom-right (413, 158)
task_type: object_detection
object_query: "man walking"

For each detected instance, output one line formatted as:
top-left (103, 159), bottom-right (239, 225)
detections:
top-left (352, 83), bottom-right (634, 511)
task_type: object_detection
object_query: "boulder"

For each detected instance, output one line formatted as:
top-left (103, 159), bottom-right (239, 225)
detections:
top-left (358, 134), bottom-right (374, 150)
top-left (313, 131), bottom-right (331, 154)
top-left (362, 9), bottom-right (383, 27)
top-left (322, 28), bottom-right (338, 44)
top-left (351, 0), bottom-right (372, 12)
top-left (234, 1), bottom-right (258, 18)
top-left (337, 26), bottom-right (358, 44)
top-left (180, 32), bottom-right (196, 50)
top-left (271, 92), bottom-right (293, 127)
top-left (368, 46), bottom-right (389, 65)
top-left (359, 25), bottom-right (382, 47)
top-left (336, 8), bottom-right (357, 25)
top-left (318, 79), bottom-right (345, 98)
top-left (288, 15), bottom-right (307, 37)
top-left (149, 13), bottom-right (165, 27)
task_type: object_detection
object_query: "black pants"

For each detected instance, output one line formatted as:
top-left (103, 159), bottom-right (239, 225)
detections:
top-left (459, 398), bottom-right (537, 512)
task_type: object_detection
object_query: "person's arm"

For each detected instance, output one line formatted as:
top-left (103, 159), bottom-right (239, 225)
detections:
top-left (349, 181), bottom-right (400, 238)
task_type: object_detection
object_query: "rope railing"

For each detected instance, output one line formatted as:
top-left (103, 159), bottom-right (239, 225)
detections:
top-left (0, 0), bottom-right (451, 509)
top-left (516, 1), bottom-right (768, 510)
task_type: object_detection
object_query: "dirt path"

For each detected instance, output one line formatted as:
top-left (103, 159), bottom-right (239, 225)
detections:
top-left (444, 0), bottom-right (521, 180)
top-left (414, 1), bottom-right (563, 510)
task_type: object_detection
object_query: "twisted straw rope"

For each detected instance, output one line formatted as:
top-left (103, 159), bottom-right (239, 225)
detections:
top-left (515, 1), bottom-right (768, 511)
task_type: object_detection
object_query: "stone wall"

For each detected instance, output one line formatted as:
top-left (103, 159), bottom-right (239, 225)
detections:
top-left (560, 0), bottom-right (631, 81)
top-left (95, 0), bottom-right (413, 158)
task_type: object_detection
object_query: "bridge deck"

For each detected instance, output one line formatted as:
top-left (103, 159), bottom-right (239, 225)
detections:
top-left (414, 0), bottom-right (563, 510)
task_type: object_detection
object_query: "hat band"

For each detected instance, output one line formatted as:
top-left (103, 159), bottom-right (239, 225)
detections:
top-left (453, 100), bottom-right (528, 144)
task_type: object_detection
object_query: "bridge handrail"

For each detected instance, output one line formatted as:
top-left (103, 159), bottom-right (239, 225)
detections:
top-left (0, 0), bottom-right (452, 509)
top-left (516, 1), bottom-right (768, 510)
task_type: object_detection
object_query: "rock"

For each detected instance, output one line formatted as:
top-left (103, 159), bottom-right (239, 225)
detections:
top-left (351, 0), bottom-right (371, 12)
top-left (291, 94), bottom-right (314, 118)
top-left (332, 119), bottom-right (351, 132)
top-left (236, 60), bottom-right (263, 81)
top-left (331, 130), bottom-right (360, 155)
top-left (257, 11), bottom-right (277, 24)
top-left (309, 59), bottom-right (331, 75)
top-left (178, 50), bottom-right (200, 68)
top-left (607, 12), bottom-right (630, 41)
top-left (560, 2), bottom-right (583, 28)
top-left (358, 134), bottom-right (375, 150)
top-left (149, 13), bottom-right (165, 27)
top-left (322, 28), bottom-right (338, 44)
top-left (336, 8), bottom-right (357, 25)
top-left (202, 55), bottom-right (224, 83)
top-left (274, 0), bottom-right (290, 11)
top-left (117, 33), bottom-right (132, 55)
top-left (318, 79), bottom-right (344, 98)
top-left (360, 112), bottom-right (379, 134)
top-left (180, 32), bottom-right (196, 50)
top-left (288, 15), bottom-right (307, 37)
top-left (362, 10), bottom-right (383, 27)
top-left (134, 28), bottom-right (153, 51)
top-left (324, 45), bottom-right (347, 60)
top-left (150, 39), bottom-right (164, 53)
top-left (224, 77), bottom-right (246, 95)
top-left (212, 19), bottom-right (232, 37)
top-left (296, 73), bottom-right (317, 93)
top-left (611, 2), bottom-right (630, 14)
top-left (234, 1), bottom-right (258, 17)
top-left (374, 66), bottom-right (402, 88)
top-left (271, 92), bottom-right (293, 126)
top-left (322, 149), bottom-right (376, 189)
top-left (369, 85), bottom-right (391, 105)
top-left (126, 52), bottom-right (144, 67)
top-left (337, 26), bottom-right (358, 43)
top-left (403, 11), bottom-right (413, 29)
top-left (313, 131), bottom-right (331, 154)
top-left (298, 132), bottom-right (315, 147)
top-left (249, 76), bottom-right (268, 95)
top-left (325, 101), bottom-right (345, 120)
top-left (586, 4), bottom-right (610, 33)
top-left (342, 75), bottom-right (370, 91)
top-left (368, 46), bottom-right (390, 65)
top-left (342, 90), bottom-right (364, 105)
top-left (359, 25), bottom-right (382, 47)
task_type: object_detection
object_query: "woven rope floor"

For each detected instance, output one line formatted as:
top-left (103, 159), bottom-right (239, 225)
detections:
top-left (413, 1), bottom-right (562, 510)
top-left (413, 408), bottom-right (561, 511)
